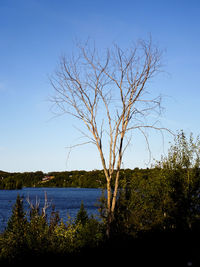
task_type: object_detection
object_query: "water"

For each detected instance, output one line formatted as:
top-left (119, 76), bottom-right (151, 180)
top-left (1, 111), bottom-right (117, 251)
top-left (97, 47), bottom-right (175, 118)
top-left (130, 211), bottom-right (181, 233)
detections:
top-left (0, 187), bottom-right (103, 232)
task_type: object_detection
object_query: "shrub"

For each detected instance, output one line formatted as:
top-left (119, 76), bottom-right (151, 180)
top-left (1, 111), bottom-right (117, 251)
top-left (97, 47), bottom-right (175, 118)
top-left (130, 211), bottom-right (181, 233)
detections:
top-left (0, 194), bottom-right (104, 264)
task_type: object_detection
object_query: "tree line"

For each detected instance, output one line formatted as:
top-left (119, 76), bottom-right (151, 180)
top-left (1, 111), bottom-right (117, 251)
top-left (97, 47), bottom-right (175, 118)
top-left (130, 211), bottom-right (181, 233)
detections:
top-left (1, 167), bottom-right (197, 191)
top-left (0, 168), bottom-right (168, 190)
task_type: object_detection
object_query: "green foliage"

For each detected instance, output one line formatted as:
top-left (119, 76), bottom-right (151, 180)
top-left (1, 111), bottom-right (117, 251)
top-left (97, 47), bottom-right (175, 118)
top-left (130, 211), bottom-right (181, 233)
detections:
top-left (0, 195), bottom-right (28, 262)
top-left (26, 209), bottom-right (50, 254)
top-left (0, 195), bottom-right (104, 264)
top-left (0, 171), bottom-right (44, 189)
top-left (112, 169), bottom-right (172, 236)
top-left (1, 131), bottom-right (200, 264)
top-left (155, 131), bottom-right (200, 230)
top-left (75, 201), bottom-right (89, 225)
top-left (112, 131), bottom-right (200, 237)
top-left (0, 170), bottom-right (107, 189)
top-left (6, 195), bottom-right (27, 233)
top-left (157, 130), bottom-right (200, 169)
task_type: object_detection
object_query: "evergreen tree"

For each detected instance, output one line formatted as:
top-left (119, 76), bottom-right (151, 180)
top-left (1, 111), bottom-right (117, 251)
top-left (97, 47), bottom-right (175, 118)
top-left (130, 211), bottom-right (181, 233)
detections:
top-left (1, 195), bottom-right (28, 262)
top-left (6, 194), bottom-right (27, 233)
top-left (75, 202), bottom-right (88, 225)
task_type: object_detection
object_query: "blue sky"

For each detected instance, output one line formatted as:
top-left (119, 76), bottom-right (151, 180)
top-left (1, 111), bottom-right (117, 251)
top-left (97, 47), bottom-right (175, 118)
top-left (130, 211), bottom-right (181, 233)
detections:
top-left (0, 0), bottom-right (200, 172)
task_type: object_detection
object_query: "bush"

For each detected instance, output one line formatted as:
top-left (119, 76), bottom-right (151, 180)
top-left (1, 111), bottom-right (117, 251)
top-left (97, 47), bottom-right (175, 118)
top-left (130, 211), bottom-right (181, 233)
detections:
top-left (0, 195), bottom-right (104, 264)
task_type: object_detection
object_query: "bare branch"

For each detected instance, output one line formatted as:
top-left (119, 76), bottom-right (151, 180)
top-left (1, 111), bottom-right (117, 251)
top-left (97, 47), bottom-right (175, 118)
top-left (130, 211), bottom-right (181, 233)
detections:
top-left (42, 191), bottom-right (51, 218)
top-left (50, 37), bottom-right (171, 229)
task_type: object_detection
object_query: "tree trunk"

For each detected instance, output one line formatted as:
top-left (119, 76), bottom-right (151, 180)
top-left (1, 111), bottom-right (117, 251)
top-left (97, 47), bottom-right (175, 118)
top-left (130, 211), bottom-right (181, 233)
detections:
top-left (111, 170), bottom-right (120, 213)
top-left (106, 179), bottom-right (112, 237)
top-left (107, 179), bottom-right (112, 213)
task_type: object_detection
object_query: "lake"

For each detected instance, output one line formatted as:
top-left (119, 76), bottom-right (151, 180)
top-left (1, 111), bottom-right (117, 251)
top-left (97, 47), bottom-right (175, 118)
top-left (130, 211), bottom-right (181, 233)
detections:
top-left (0, 187), bottom-right (103, 232)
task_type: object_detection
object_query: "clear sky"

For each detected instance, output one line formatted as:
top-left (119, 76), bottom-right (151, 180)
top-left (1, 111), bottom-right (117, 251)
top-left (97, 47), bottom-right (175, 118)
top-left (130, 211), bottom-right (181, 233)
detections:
top-left (0, 0), bottom-right (200, 173)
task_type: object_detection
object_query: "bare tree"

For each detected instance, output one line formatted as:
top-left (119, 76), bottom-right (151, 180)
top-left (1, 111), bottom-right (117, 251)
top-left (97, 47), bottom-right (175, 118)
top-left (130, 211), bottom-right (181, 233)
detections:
top-left (50, 37), bottom-right (169, 233)
top-left (26, 191), bottom-right (51, 218)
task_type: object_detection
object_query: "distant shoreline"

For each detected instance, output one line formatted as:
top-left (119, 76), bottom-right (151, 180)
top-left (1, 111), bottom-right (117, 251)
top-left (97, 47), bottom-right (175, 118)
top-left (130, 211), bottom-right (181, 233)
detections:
top-left (1, 167), bottom-right (198, 190)
top-left (0, 168), bottom-right (142, 190)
